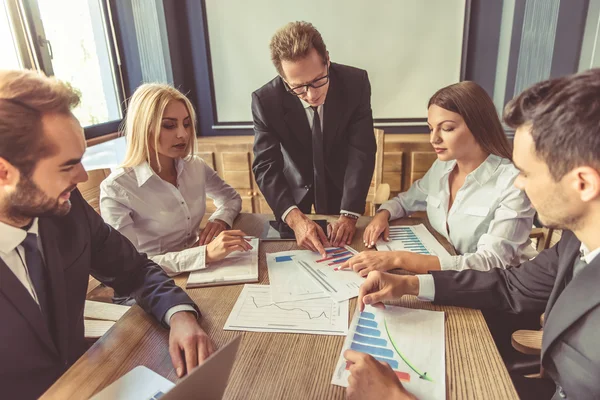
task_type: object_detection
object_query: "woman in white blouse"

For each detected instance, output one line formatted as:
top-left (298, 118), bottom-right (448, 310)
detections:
top-left (100, 83), bottom-right (250, 277)
top-left (342, 81), bottom-right (536, 275)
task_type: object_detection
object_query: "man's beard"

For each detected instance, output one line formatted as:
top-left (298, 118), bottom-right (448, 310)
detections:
top-left (7, 175), bottom-right (74, 220)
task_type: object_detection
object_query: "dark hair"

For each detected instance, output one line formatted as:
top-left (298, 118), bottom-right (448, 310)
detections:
top-left (270, 21), bottom-right (328, 78)
top-left (428, 81), bottom-right (512, 160)
top-left (0, 69), bottom-right (80, 177)
top-left (504, 68), bottom-right (600, 181)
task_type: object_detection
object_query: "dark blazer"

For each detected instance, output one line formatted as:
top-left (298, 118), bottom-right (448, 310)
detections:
top-left (431, 231), bottom-right (600, 399)
top-left (251, 62), bottom-right (376, 220)
top-left (0, 190), bottom-right (198, 400)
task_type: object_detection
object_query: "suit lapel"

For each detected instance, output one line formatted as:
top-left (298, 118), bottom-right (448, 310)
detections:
top-left (39, 217), bottom-right (70, 361)
top-left (0, 257), bottom-right (58, 357)
top-left (283, 86), bottom-right (312, 152)
top-left (323, 65), bottom-right (346, 156)
top-left (541, 248), bottom-right (600, 362)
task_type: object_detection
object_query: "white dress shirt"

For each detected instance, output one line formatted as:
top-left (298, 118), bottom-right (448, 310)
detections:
top-left (281, 99), bottom-right (361, 222)
top-left (417, 242), bottom-right (600, 301)
top-left (379, 154), bottom-right (537, 271)
top-left (0, 219), bottom-right (190, 325)
top-left (100, 156), bottom-right (242, 276)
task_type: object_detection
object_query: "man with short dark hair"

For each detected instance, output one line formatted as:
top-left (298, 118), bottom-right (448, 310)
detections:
top-left (346, 69), bottom-right (600, 400)
top-left (0, 69), bottom-right (213, 399)
top-left (252, 21), bottom-right (376, 256)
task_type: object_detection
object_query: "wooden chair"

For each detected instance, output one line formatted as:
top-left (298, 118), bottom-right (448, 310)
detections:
top-left (530, 227), bottom-right (562, 252)
top-left (78, 168), bottom-right (111, 215)
top-left (367, 128), bottom-right (391, 215)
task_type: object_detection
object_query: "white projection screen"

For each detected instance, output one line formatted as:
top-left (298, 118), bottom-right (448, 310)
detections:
top-left (204, 0), bottom-right (467, 125)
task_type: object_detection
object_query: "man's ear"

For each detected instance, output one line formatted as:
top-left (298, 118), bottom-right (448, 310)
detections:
top-left (0, 157), bottom-right (20, 188)
top-left (572, 166), bottom-right (600, 202)
top-left (326, 51), bottom-right (330, 66)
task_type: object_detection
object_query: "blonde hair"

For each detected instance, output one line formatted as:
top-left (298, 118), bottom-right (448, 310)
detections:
top-left (0, 69), bottom-right (80, 176)
top-left (270, 21), bottom-right (327, 78)
top-left (120, 83), bottom-right (198, 172)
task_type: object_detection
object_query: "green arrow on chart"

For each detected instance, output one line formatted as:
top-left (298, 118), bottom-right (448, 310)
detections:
top-left (384, 318), bottom-right (434, 382)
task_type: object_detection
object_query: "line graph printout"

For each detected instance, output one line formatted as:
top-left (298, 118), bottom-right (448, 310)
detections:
top-left (295, 246), bottom-right (365, 302)
top-left (331, 305), bottom-right (445, 399)
top-left (266, 250), bottom-right (326, 303)
top-left (376, 224), bottom-right (451, 259)
top-left (224, 285), bottom-right (349, 336)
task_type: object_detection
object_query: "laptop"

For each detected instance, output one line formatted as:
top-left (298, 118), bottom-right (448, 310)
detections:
top-left (91, 336), bottom-right (242, 400)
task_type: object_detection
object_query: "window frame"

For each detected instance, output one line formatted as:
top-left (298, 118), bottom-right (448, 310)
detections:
top-left (4, 0), bottom-right (126, 140)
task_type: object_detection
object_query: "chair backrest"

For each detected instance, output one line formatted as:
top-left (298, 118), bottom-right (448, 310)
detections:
top-left (366, 129), bottom-right (385, 215)
top-left (78, 168), bottom-right (111, 214)
top-left (530, 227), bottom-right (563, 252)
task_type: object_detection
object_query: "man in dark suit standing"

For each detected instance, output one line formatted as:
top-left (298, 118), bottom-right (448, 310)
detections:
top-left (344, 69), bottom-right (600, 400)
top-left (252, 21), bottom-right (376, 256)
top-left (0, 70), bottom-right (214, 399)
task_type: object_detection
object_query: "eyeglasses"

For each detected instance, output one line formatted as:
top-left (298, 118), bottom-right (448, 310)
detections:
top-left (284, 64), bottom-right (329, 96)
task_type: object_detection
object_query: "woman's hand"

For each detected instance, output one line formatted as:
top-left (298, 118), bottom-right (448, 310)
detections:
top-left (363, 210), bottom-right (391, 248)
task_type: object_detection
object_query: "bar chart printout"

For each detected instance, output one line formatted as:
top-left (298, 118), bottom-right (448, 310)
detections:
top-left (295, 246), bottom-right (365, 302)
top-left (224, 285), bottom-right (348, 336)
top-left (376, 224), bottom-right (451, 259)
top-left (332, 305), bottom-right (445, 400)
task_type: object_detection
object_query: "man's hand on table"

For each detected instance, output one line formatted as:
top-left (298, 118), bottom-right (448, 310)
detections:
top-left (168, 311), bottom-right (215, 378)
top-left (344, 350), bottom-right (417, 400)
top-left (328, 215), bottom-right (358, 247)
top-left (356, 271), bottom-right (420, 311)
top-left (286, 208), bottom-right (330, 257)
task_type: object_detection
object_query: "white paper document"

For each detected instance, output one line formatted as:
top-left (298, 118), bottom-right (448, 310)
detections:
top-left (376, 224), bottom-right (451, 258)
top-left (266, 250), bottom-right (326, 303)
top-left (186, 238), bottom-right (259, 288)
top-left (294, 246), bottom-right (365, 302)
top-left (331, 305), bottom-right (445, 400)
top-left (224, 284), bottom-right (349, 336)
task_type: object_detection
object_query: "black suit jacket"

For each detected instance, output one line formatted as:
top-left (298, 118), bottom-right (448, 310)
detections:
top-left (0, 190), bottom-right (198, 399)
top-left (431, 231), bottom-right (600, 399)
top-left (251, 62), bottom-right (376, 219)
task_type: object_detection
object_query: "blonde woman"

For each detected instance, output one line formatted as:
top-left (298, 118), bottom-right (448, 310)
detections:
top-left (100, 84), bottom-right (250, 277)
top-left (341, 82), bottom-right (536, 276)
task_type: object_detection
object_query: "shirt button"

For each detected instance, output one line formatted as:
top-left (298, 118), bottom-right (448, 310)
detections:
top-left (187, 217), bottom-right (190, 220)
top-left (181, 202), bottom-right (184, 205)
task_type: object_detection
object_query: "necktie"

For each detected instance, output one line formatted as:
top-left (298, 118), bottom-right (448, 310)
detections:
top-left (21, 233), bottom-right (50, 322)
top-left (566, 252), bottom-right (587, 285)
top-left (311, 106), bottom-right (327, 213)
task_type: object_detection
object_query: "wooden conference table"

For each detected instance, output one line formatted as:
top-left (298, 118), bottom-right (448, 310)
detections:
top-left (42, 214), bottom-right (518, 400)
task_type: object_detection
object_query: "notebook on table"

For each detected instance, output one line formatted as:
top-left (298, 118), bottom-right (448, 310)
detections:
top-left (186, 238), bottom-right (259, 288)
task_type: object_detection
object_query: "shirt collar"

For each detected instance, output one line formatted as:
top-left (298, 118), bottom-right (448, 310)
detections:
top-left (132, 159), bottom-right (184, 187)
top-left (441, 154), bottom-right (503, 185)
top-left (300, 98), bottom-right (324, 111)
top-left (580, 243), bottom-right (600, 264)
top-left (0, 218), bottom-right (39, 255)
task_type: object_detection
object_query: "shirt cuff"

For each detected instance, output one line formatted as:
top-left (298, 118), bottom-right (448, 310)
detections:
top-left (416, 274), bottom-right (435, 301)
top-left (281, 205), bottom-right (299, 223)
top-left (377, 202), bottom-right (406, 220)
top-left (164, 305), bottom-right (198, 326)
top-left (439, 255), bottom-right (459, 271)
top-left (340, 210), bottom-right (361, 217)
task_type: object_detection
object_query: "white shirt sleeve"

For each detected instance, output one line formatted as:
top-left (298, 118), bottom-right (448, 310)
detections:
top-left (100, 181), bottom-right (207, 276)
top-left (416, 274), bottom-right (435, 301)
top-left (378, 169), bottom-right (431, 220)
top-left (164, 305), bottom-right (198, 326)
top-left (203, 162), bottom-right (242, 227)
top-left (439, 182), bottom-right (536, 271)
top-left (281, 205), bottom-right (299, 223)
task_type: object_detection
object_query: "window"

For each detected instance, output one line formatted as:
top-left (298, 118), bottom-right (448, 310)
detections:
top-left (1, 0), bottom-right (123, 131)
